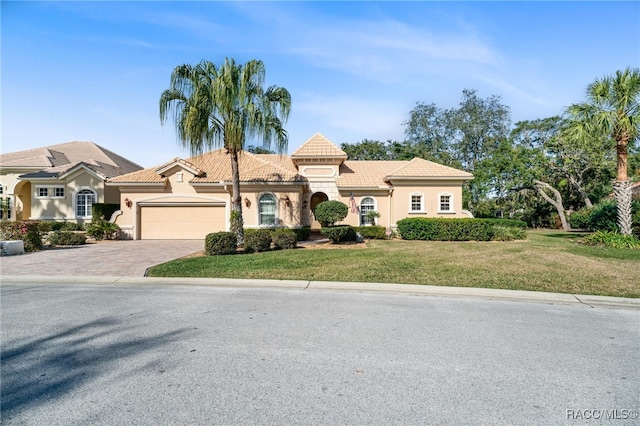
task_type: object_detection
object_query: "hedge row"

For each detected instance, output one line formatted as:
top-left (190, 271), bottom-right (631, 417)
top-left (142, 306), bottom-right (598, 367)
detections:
top-left (206, 227), bottom-right (301, 255)
top-left (396, 218), bottom-right (527, 241)
top-left (245, 227), bottom-right (310, 242)
top-left (320, 225), bottom-right (357, 243)
top-left (353, 226), bottom-right (387, 240)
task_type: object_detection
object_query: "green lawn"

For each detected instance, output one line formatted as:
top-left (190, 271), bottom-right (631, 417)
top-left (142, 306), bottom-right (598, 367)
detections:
top-left (148, 230), bottom-right (640, 298)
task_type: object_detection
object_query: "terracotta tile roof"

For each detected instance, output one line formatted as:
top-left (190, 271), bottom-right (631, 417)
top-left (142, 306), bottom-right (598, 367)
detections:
top-left (386, 158), bottom-right (473, 179)
top-left (337, 161), bottom-right (406, 188)
top-left (110, 149), bottom-right (305, 184)
top-left (109, 134), bottom-right (473, 187)
top-left (1, 141), bottom-right (142, 178)
top-left (291, 133), bottom-right (347, 159)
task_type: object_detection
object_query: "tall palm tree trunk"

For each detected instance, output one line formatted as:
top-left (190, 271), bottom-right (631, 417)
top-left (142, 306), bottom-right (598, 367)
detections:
top-left (615, 139), bottom-right (632, 235)
top-left (229, 148), bottom-right (245, 245)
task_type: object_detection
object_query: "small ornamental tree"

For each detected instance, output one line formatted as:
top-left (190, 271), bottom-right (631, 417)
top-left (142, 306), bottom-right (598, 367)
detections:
top-left (314, 201), bottom-right (348, 227)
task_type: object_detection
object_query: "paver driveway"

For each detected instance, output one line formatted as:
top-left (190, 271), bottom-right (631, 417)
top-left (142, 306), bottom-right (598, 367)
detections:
top-left (0, 240), bottom-right (203, 277)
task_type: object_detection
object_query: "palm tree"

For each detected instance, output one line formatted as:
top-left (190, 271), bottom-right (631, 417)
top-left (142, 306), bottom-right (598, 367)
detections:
top-left (567, 67), bottom-right (640, 235)
top-left (159, 58), bottom-right (291, 244)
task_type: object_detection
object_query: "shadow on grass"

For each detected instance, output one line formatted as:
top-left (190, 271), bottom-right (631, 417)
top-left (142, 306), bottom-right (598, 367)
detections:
top-left (1, 316), bottom-right (190, 419)
top-left (536, 231), bottom-right (589, 240)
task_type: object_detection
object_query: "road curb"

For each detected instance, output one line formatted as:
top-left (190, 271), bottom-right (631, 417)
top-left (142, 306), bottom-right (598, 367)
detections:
top-left (2, 275), bottom-right (638, 310)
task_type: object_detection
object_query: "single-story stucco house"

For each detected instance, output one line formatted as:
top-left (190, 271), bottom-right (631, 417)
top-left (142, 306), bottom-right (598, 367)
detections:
top-left (108, 133), bottom-right (474, 240)
top-left (0, 142), bottom-right (143, 223)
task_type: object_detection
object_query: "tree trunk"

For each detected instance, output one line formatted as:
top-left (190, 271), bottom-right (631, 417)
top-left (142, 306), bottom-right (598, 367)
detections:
top-left (567, 175), bottom-right (593, 208)
top-left (229, 148), bottom-right (245, 245)
top-left (614, 180), bottom-right (633, 236)
top-left (614, 132), bottom-right (631, 235)
top-left (616, 140), bottom-right (628, 182)
top-left (533, 180), bottom-right (571, 231)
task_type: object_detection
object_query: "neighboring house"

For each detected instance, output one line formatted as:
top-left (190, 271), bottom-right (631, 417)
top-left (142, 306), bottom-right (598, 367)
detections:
top-left (0, 142), bottom-right (143, 223)
top-left (108, 133), bottom-right (473, 240)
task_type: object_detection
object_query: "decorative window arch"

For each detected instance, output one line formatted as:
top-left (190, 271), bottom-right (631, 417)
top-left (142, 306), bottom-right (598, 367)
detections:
top-left (438, 192), bottom-right (454, 213)
top-left (359, 197), bottom-right (376, 225)
top-left (409, 192), bottom-right (424, 213)
top-left (74, 187), bottom-right (97, 219)
top-left (258, 193), bottom-right (277, 226)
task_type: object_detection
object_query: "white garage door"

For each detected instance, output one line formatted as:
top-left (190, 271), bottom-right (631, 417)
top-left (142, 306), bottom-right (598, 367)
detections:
top-left (140, 205), bottom-right (226, 239)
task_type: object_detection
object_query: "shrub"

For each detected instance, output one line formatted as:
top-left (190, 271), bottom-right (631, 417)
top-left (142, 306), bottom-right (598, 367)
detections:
top-left (61, 222), bottom-right (85, 231)
top-left (588, 201), bottom-right (619, 232)
top-left (315, 201), bottom-right (348, 227)
top-left (491, 226), bottom-right (526, 241)
top-left (86, 219), bottom-right (119, 240)
top-left (92, 204), bottom-right (121, 222)
top-left (244, 229), bottom-right (272, 253)
top-left (272, 228), bottom-right (297, 250)
top-left (48, 231), bottom-right (87, 246)
top-left (0, 221), bottom-right (43, 252)
top-left (572, 200), bottom-right (640, 232)
top-left (353, 226), bottom-right (387, 239)
top-left (582, 231), bottom-right (640, 249)
top-left (396, 218), bottom-right (527, 241)
top-left (569, 208), bottom-right (592, 230)
top-left (320, 225), bottom-right (357, 243)
top-left (205, 232), bottom-right (237, 255)
top-left (292, 226), bottom-right (311, 241)
top-left (365, 210), bottom-right (380, 224)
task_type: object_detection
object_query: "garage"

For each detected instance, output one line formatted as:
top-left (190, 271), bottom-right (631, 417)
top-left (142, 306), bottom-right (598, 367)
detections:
top-left (139, 204), bottom-right (226, 240)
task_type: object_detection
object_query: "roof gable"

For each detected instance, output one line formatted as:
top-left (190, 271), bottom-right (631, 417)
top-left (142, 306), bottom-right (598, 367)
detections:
top-left (1, 141), bottom-right (142, 178)
top-left (155, 158), bottom-right (205, 177)
top-left (291, 133), bottom-right (347, 159)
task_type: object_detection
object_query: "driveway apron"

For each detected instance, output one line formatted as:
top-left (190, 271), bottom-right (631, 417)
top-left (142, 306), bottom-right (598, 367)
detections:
top-left (0, 240), bottom-right (203, 277)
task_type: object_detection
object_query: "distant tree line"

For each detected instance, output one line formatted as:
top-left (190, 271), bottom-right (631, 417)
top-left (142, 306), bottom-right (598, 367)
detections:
top-left (341, 69), bottom-right (640, 233)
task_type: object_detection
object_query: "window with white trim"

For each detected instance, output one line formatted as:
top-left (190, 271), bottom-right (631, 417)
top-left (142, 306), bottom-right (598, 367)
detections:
top-left (0, 185), bottom-right (4, 195)
top-left (76, 189), bottom-right (96, 218)
top-left (438, 193), bottom-right (453, 212)
top-left (360, 197), bottom-right (376, 225)
top-left (258, 193), bottom-right (277, 226)
top-left (36, 186), bottom-right (65, 199)
top-left (410, 193), bottom-right (424, 212)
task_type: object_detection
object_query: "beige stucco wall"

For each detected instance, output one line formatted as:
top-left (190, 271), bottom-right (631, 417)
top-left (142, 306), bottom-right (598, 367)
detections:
top-left (111, 163), bottom-right (471, 239)
top-left (28, 170), bottom-right (106, 223)
top-left (334, 190), bottom-right (392, 227)
top-left (0, 171), bottom-right (28, 220)
top-left (390, 181), bottom-right (467, 224)
top-left (112, 165), bottom-right (306, 239)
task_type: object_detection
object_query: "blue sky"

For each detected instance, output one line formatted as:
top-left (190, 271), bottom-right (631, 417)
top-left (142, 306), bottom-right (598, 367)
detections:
top-left (2, 1), bottom-right (638, 167)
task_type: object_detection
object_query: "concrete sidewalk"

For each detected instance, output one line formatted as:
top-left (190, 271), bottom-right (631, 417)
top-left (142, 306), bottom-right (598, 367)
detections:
top-left (3, 275), bottom-right (639, 310)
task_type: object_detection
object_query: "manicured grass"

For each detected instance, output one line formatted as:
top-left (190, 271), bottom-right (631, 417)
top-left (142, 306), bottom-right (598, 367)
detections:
top-left (148, 230), bottom-right (640, 298)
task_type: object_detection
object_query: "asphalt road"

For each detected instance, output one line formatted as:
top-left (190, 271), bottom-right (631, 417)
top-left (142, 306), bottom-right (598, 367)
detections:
top-left (1, 281), bottom-right (638, 425)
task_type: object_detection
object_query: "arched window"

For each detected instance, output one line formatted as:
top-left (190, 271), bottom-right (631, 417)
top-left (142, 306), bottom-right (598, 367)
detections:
top-left (76, 189), bottom-right (96, 218)
top-left (359, 197), bottom-right (376, 225)
top-left (259, 193), bottom-right (277, 226)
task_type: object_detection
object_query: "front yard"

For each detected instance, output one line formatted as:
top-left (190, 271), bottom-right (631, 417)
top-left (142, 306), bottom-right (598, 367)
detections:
top-left (148, 230), bottom-right (640, 298)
